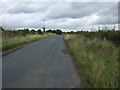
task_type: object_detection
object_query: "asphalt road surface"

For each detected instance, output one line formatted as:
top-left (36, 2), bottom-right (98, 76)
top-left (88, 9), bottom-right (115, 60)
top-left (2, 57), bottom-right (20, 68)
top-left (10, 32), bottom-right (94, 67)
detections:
top-left (3, 35), bottom-right (83, 88)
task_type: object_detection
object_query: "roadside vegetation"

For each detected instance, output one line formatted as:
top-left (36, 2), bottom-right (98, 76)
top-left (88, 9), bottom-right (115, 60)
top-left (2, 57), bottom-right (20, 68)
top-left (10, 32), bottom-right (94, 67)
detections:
top-left (63, 30), bottom-right (119, 88)
top-left (1, 27), bottom-right (56, 52)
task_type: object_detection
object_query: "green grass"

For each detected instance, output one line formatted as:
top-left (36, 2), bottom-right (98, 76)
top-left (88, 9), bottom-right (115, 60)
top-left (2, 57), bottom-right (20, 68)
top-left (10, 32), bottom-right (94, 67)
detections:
top-left (63, 34), bottom-right (118, 88)
top-left (2, 33), bottom-right (54, 52)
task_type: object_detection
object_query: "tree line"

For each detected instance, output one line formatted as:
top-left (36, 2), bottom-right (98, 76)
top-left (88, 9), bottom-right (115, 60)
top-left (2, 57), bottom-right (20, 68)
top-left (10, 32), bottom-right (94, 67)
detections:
top-left (1, 26), bottom-right (63, 38)
top-left (1, 26), bottom-right (119, 46)
top-left (65, 30), bottom-right (120, 46)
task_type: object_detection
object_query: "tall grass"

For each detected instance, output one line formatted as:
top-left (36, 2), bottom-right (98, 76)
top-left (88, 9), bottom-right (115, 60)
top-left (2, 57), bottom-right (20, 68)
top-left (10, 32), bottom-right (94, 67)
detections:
top-left (63, 34), bottom-right (118, 88)
top-left (66, 30), bottom-right (120, 46)
top-left (2, 33), bottom-right (54, 52)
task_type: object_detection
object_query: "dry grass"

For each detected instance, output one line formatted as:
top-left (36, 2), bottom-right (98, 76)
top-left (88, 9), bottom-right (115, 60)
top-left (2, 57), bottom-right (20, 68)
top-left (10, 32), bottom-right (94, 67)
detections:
top-left (2, 33), bottom-right (54, 52)
top-left (63, 34), bottom-right (118, 88)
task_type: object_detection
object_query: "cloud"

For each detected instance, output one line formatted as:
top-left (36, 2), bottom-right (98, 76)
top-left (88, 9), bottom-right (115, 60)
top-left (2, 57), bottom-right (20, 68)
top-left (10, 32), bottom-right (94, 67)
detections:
top-left (45, 2), bottom-right (115, 19)
top-left (92, 3), bottom-right (118, 25)
top-left (0, 2), bottom-right (55, 14)
top-left (1, 0), bottom-right (119, 2)
top-left (0, 2), bottom-right (118, 31)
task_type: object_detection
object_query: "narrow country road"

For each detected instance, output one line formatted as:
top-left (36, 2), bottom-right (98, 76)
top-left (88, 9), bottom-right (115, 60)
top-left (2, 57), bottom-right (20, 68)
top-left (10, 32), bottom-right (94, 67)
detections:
top-left (2, 35), bottom-right (83, 88)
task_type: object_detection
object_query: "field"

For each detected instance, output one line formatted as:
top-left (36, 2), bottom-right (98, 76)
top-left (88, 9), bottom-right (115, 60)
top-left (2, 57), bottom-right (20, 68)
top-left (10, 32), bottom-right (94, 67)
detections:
top-left (63, 31), bottom-right (119, 88)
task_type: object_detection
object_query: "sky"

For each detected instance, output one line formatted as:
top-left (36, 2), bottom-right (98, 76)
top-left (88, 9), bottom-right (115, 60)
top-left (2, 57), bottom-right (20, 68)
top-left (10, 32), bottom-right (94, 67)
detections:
top-left (0, 1), bottom-right (119, 31)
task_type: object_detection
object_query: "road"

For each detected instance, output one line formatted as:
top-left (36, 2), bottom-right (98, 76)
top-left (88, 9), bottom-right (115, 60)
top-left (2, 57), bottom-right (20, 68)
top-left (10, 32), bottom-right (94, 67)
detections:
top-left (2, 35), bottom-right (83, 88)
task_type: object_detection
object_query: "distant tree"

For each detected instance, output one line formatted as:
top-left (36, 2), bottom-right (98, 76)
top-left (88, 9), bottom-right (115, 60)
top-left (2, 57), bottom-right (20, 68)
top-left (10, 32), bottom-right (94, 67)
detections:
top-left (53, 30), bottom-right (56, 33)
top-left (46, 29), bottom-right (53, 33)
top-left (17, 28), bottom-right (30, 36)
top-left (31, 29), bottom-right (36, 34)
top-left (24, 28), bottom-right (30, 35)
top-left (0, 26), bottom-right (4, 31)
top-left (46, 29), bottom-right (63, 35)
top-left (37, 29), bottom-right (42, 34)
top-left (55, 29), bottom-right (62, 35)
top-left (70, 31), bottom-right (74, 34)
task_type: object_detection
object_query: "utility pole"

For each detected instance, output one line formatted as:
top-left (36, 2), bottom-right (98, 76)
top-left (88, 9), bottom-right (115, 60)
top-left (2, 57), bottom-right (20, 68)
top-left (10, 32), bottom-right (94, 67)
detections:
top-left (42, 20), bottom-right (45, 32)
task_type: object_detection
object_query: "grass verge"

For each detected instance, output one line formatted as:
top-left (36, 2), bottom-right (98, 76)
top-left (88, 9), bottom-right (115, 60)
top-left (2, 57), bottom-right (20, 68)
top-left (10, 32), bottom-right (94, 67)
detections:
top-left (63, 34), bottom-right (118, 88)
top-left (2, 33), bottom-right (54, 52)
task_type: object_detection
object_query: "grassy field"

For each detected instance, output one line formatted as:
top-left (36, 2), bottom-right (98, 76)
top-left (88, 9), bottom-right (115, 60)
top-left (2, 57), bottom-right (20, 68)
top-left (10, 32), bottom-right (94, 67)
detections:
top-left (63, 34), bottom-right (118, 88)
top-left (2, 33), bottom-right (54, 52)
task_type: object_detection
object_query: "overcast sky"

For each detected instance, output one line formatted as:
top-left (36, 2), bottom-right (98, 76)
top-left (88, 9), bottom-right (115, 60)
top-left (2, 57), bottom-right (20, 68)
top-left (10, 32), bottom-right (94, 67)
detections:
top-left (0, 2), bottom-right (118, 31)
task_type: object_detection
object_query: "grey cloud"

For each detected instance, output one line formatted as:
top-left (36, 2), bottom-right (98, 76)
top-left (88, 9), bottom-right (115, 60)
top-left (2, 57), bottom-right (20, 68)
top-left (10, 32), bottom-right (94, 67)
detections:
top-left (93, 15), bottom-right (118, 25)
top-left (46, 2), bottom-right (116, 19)
top-left (1, 2), bottom-right (55, 14)
top-left (0, 2), bottom-right (118, 31)
top-left (98, 3), bottom-right (118, 16)
top-left (93, 3), bottom-right (118, 25)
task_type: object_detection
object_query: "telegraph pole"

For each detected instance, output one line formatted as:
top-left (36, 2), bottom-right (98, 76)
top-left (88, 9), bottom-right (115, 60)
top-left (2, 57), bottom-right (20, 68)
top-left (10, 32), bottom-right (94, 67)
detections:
top-left (42, 20), bottom-right (45, 32)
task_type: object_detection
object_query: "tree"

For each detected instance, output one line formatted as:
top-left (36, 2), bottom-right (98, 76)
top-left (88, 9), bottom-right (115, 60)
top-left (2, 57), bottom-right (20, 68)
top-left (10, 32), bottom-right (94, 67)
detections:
top-left (31, 29), bottom-right (36, 34)
top-left (0, 26), bottom-right (4, 31)
top-left (37, 29), bottom-right (42, 34)
top-left (55, 29), bottom-right (62, 35)
top-left (46, 29), bottom-right (53, 33)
